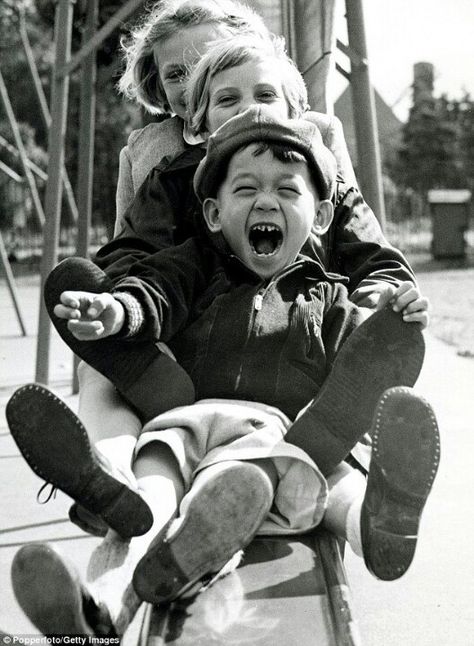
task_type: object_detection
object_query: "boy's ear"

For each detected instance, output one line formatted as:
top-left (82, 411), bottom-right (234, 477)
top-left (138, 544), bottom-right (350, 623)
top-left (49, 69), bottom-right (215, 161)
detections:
top-left (312, 200), bottom-right (334, 235)
top-left (202, 198), bottom-right (222, 233)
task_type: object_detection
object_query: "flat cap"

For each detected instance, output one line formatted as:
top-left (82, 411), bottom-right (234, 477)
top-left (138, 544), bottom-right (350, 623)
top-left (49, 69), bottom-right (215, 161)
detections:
top-left (194, 105), bottom-right (337, 202)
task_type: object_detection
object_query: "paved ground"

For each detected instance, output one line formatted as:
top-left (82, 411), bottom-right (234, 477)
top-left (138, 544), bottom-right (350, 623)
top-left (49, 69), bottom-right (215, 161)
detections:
top-left (1, 274), bottom-right (473, 644)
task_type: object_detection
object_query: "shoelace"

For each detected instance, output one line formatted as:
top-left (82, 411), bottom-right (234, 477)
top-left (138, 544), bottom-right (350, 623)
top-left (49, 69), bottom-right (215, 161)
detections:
top-left (36, 482), bottom-right (57, 504)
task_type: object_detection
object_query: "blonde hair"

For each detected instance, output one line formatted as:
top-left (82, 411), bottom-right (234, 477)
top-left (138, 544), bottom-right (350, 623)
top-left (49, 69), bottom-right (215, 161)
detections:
top-left (186, 35), bottom-right (309, 135)
top-left (118, 0), bottom-right (269, 115)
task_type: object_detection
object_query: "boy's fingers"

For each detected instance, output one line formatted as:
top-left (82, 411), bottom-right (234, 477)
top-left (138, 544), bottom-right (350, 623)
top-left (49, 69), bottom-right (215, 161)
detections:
top-left (394, 281), bottom-right (413, 297)
top-left (376, 284), bottom-right (397, 310)
top-left (67, 319), bottom-right (105, 340)
top-left (53, 304), bottom-right (81, 320)
top-left (402, 297), bottom-right (430, 315)
top-left (392, 287), bottom-right (419, 312)
top-left (87, 295), bottom-right (109, 319)
top-left (403, 310), bottom-right (429, 328)
top-left (59, 291), bottom-right (88, 308)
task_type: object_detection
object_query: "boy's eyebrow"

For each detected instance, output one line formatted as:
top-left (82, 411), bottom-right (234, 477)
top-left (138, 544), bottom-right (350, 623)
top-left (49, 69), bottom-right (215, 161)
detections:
top-left (229, 170), bottom-right (302, 183)
top-left (230, 171), bottom-right (257, 182)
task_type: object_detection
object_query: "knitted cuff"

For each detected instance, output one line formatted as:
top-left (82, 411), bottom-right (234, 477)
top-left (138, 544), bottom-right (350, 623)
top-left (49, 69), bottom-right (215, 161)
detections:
top-left (112, 291), bottom-right (145, 338)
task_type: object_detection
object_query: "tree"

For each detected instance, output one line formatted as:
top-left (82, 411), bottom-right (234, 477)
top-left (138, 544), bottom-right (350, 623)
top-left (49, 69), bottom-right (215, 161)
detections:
top-left (0, 0), bottom-right (149, 235)
top-left (394, 64), bottom-right (474, 197)
top-left (397, 95), bottom-right (462, 194)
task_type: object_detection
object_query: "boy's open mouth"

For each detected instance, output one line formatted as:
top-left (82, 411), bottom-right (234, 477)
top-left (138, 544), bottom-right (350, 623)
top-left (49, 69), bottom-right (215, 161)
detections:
top-left (249, 224), bottom-right (283, 256)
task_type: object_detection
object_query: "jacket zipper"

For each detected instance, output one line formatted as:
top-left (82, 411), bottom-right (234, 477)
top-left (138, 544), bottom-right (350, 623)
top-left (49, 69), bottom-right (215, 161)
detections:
top-left (234, 285), bottom-right (265, 390)
top-left (253, 291), bottom-right (264, 311)
top-left (231, 260), bottom-right (342, 392)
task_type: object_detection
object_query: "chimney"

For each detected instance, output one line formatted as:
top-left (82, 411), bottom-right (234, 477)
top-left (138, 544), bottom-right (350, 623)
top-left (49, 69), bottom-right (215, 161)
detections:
top-left (413, 62), bottom-right (434, 107)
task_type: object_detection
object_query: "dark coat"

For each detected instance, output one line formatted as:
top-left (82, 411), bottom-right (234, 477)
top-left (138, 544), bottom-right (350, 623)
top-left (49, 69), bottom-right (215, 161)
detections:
top-left (113, 237), bottom-right (364, 422)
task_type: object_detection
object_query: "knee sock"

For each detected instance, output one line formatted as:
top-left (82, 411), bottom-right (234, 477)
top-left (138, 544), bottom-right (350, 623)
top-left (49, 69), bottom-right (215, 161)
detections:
top-left (345, 497), bottom-right (363, 557)
top-left (322, 463), bottom-right (365, 557)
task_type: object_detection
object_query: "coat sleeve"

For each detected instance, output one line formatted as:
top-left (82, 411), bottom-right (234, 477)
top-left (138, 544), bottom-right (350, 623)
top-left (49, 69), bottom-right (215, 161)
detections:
top-left (327, 186), bottom-right (417, 308)
top-left (319, 282), bottom-right (366, 368)
top-left (115, 145), bottom-right (134, 234)
top-left (304, 112), bottom-right (357, 186)
top-left (323, 115), bottom-right (358, 187)
top-left (95, 152), bottom-right (200, 284)
top-left (112, 239), bottom-right (217, 344)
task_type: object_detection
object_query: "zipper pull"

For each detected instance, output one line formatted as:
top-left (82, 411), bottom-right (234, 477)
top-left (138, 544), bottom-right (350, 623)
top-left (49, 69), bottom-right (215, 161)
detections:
top-left (254, 292), bottom-right (263, 311)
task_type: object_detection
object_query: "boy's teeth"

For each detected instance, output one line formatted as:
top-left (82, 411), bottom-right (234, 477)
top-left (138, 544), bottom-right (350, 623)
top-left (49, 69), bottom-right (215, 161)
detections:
top-left (254, 224), bottom-right (278, 232)
top-left (249, 224), bottom-right (283, 255)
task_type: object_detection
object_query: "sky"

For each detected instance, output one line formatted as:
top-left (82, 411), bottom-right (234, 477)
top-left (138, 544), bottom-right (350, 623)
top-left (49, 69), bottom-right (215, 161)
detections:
top-left (333, 0), bottom-right (474, 121)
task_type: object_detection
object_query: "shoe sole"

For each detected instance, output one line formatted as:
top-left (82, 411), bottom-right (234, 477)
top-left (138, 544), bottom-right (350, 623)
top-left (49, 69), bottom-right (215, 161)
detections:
top-left (306, 308), bottom-right (425, 473)
top-left (6, 384), bottom-right (153, 538)
top-left (361, 387), bottom-right (440, 580)
top-left (69, 503), bottom-right (108, 538)
top-left (11, 543), bottom-right (93, 635)
top-left (133, 463), bottom-right (272, 604)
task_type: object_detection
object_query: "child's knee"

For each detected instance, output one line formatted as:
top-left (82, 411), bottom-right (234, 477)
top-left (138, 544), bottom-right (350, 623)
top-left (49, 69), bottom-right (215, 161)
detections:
top-left (45, 257), bottom-right (113, 307)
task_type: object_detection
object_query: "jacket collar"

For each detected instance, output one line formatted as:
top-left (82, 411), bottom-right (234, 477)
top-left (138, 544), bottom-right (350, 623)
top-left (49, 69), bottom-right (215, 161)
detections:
top-left (220, 247), bottom-right (348, 285)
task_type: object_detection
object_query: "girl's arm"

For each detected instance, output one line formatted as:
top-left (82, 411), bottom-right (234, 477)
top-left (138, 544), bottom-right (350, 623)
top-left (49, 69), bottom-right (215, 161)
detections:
top-left (115, 145), bottom-right (135, 234)
top-left (328, 187), bottom-right (417, 308)
top-left (96, 148), bottom-right (204, 284)
top-left (306, 112), bottom-right (416, 308)
top-left (305, 112), bottom-right (357, 186)
top-left (115, 118), bottom-right (187, 234)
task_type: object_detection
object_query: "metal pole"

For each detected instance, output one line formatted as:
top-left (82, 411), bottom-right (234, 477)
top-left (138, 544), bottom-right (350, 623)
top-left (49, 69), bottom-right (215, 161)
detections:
top-left (58, 0), bottom-right (144, 78)
top-left (281, 0), bottom-right (297, 62)
top-left (345, 0), bottom-right (386, 229)
top-left (19, 9), bottom-right (79, 225)
top-left (35, 0), bottom-right (74, 385)
top-left (0, 135), bottom-right (48, 181)
top-left (0, 231), bottom-right (27, 336)
top-left (0, 70), bottom-right (45, 228)
top-left (72, 0), bottom-right (98, 393)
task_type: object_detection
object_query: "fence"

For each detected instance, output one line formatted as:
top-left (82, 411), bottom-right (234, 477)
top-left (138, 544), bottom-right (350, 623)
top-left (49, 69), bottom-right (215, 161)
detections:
top-left (4, 186), bottom-right (468, 270)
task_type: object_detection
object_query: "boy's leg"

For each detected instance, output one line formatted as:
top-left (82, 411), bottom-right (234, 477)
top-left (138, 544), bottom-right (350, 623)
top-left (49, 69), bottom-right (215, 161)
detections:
top-left (286, 307), bottom-right (425, 475)
top-left (69, 362), bottom-right (143, 537)
top-left (6, 384), bottom-right (153, 538)
top-left (133, 459), bottom-right (275, 604)
top-left (44, 257), bottom-right (195, 422)
top-left (85, 442), bottom-right (186, 633)
top-left (11, 443), bottom-right (185, 637)
top-left (11, 544), bottom-right (116, 637)
top-left (321, 462), bottom-right (366, 555)
top-left (323, 387), bottom-right (440, 581)
top-left (77, 361), bottom-right (141, 479)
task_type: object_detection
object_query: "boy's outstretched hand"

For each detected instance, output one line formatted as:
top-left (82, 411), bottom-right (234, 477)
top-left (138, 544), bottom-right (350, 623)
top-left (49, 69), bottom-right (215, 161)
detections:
top-left (377, 281), bottom-right (430, 329)
top-left (53, 291), bottom-right (125, 340)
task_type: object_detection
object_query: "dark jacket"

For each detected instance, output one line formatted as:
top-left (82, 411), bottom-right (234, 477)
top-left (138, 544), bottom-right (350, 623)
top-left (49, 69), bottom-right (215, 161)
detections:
top-left (96, 147), bottom-right (416, 308)
top-left (113, 237), bottom-right (364, 422)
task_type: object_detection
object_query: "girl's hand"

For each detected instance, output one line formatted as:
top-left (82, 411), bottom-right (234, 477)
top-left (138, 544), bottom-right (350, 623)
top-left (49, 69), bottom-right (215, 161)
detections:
top-left (53, 291), bottom-right (125, 340)
top-left (376, 281), bottom-right (430, 329)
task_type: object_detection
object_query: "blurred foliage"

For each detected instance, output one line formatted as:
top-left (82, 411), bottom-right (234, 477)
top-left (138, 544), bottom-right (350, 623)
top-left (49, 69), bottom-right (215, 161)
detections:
top-left (0, 0), bottom-right (149, 235)
top-left (394, 90), bottom-right (474, 196)
top-left (34, 0), bottom-right (144, 67)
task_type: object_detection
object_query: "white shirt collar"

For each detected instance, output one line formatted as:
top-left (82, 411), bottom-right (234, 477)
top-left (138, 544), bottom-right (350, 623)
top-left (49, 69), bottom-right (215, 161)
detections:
top-left (183, 122), bottom-right (206, 147)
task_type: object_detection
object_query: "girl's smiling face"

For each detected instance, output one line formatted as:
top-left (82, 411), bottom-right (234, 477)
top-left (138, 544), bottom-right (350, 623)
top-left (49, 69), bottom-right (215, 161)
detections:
top-left (206, 58), bottom-right (290, 133)
top-left (153, 23), bottom-right (231, 118)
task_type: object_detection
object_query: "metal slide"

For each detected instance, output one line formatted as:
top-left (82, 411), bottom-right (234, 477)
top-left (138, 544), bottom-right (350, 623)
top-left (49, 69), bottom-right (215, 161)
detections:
top-left (139, 530), bottom-right (361, 646)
